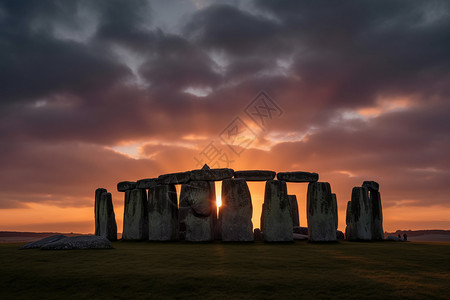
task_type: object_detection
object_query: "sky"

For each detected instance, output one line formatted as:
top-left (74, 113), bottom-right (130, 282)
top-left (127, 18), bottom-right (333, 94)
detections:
top-left (1, 0), bottom-right (449, 234)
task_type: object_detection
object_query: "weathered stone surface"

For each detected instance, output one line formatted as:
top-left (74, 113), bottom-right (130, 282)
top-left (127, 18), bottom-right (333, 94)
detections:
top-left (331, 193), bottom-right (338, 230)
top-left (122, 189), bottom-right (149, 240)
top-left (220, 178), bottom-right (253, 241)
top-left (260, 203), bottom-right (265, 231)
top-left (345, 187), bottom-right (372, 240)
top-left (158, 172), bottom-right (191, 185)
top-left (117, 181), bottom-right (136, 192)
top-left (179, 181), bottom-right (214, 242)
top-left (41, 235), bottom-right (112, 250)
top-left (148, 184), bottom-right (179, 241)
top-left (371, 190), bottom-right (384, 240)
top-left (288, 195), bottom-right (300, 227)
top-left (136, 178), bottom-right (158, 189)
top-left (277, 171), bottom-right (319, 182)
top-left (20, 235), bottom-right (67, 249)
top-left (94, 188), bottom-right (107, 236)
top-left (362, 181), bottom-right (379, 191)
top-left (190, 165), bottom-right (234, 181)
top-left (262, 180), bottom-right (293, 242)
top-left (307, 182), bottom-right (337, 242)
top-left (386, 235), bottom-right (404, 241)
top-left (234, 170), bottom-right (276, 181)
top-left (96, 192), bottom-right (117, 241)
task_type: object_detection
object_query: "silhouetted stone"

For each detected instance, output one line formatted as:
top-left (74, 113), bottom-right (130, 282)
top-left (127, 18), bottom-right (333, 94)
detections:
top-left (293, 233), bottom-right (308, 240)
top-left (345, 187), bottom-right (372, 240)
top-left (148, 184), bottom-right (178, 241)
top-left (20, 235), bottom-right (67, 249)
top-left (122, 189), bottom-right (148, 240)
top-left (277, 171), bottom-right (319, 182)
top-left (362, 181), bottom-right (379, 191)
top-left (41, 235), bottom-right (112, 250)
top-left (332, 193), bottom-right (338, 230)
top-left (234, 170), bottom-right (276, 181)
top-left (158, 171), bottom-right (191, 184)
top-left (288, 195), bottom-right (300, 227)
top-left (263, 180), bottom-right (293, 242)
top-left (386, 235), bottom-right (404, 241)
top-left (254, 228), bottom-right (263, 241)
top-left (136, 178), bottom-right (158, 189)
top-left (336, 230), bottom-right (345, 240)
top-left (117, 181), bottom-right (136, 192)
top-left (293, 226), bottom-right (308, 235)
top-left (220, 178), bottom-right (253, 241)
top-left (190, 165), bottom-right (234, 181)
top-left (96, 192), bottom-right (117, 241)
top-left (179, 181), bottom-right (214, 242)
top-left (371, 190), bottom-right (384, 240)
top-left (260, 203), bottom-right (265, 231)
top-left (94, 188), bottom-right (107, 236)
top-left (307, 182), bottom-right (337, 242)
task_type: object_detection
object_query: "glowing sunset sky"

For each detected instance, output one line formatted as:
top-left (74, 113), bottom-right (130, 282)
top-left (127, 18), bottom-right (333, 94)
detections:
top-left (1, 0), bottom-right (449, 234)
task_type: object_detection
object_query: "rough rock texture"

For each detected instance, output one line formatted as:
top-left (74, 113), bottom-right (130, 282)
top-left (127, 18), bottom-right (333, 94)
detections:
top-left (136, 178), bottom-right (158, 189)
top-left (370, 190), bottom-right (384, 240)
top-left (220, 178), bottom-right (253, 241)
top-left (148, 184), bottom-right (179, 241)
top-left (94, 188), bottom-right (107, 236)
top-left (122, 189), bottom-right (149, 240)
top-left (288, 195), bottom-right (300, 227)
top-left (190, 164), bottom-right (234, 181)
top-left (41, 235), bottom-right (112, 250)
top-left (234, 170), bottom-right (276, 181)
top-left (158, 172), bottom-right (191, 185)
top-left (117, 181), bottom-right (137, 192)
top-left (277, 171), bottom-right (319, 182)
top-left (262, 180), bottom-right (293, 242)
top-left (345, 187), bottom-right (372, 240)
top-left (362, 181), bottom-right (379, 191)
top-left (20, 235), bottom-right (67, 249)
top-left (179, 181), bottom-right (215, 242)
top-left (96, 192), bottom-right (117, 241)
top-left (331, 193), bottom-right (338, 230)
top-left (307, 182), bottom-right (337, 242)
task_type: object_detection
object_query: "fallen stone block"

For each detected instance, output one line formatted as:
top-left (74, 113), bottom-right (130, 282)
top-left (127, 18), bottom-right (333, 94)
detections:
top-left (41, 235), bottom-right (112, 250)
top-left (20, 235), bottom-right (67, 250)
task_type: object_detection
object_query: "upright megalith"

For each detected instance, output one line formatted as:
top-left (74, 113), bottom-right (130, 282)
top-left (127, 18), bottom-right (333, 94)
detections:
top-left (96, 192), bottom-right (117, 241)
top-left (345, 187), bottom-right (372, 240)
top-left (220, 178), bottom-right (253, 241)
top-left (363, 181), bottom-right (384, 240)
top-left (262, 180), bottom-right (293, 242)
top-left (331, 193), bottom-right (338, 230)
top-left (307, 182), bottom-right (337, 242)
top-left (148, 184), bottom-right (178, 241)
top-left (234, 170), bottom-right (276, 181)
top-left (277, 171), bottom-right (318, 182)
top-left (123, 188), bottom-right (149, 240)
top-left (179, 181), bottom-right (215, 242)
top-left (288, 195), bottom-right (300, 227)
top-left (94, 188), bottom-right (107, 236)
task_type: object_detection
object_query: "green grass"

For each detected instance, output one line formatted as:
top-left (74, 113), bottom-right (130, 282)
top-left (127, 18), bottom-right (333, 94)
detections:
top-left (1, 241), bottom-right (449, 299)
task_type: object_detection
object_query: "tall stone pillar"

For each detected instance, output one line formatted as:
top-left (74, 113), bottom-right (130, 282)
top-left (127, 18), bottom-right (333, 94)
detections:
top-left (94, 188), bottom-right (117, 241)
top-left (148, 184), bottom-right (178, 241)
top-left (307, 182), bottom-right (337, 242)
top-left (288, 195), bottom-right (300, 227)
top-left (345, 187), bottom-right (372, 240)
top-left (123, 188), bottom-right (149, 240)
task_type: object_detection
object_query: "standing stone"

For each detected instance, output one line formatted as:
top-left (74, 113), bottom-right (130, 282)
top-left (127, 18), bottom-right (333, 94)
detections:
top-left (220, 178), bottom-right (253, 241)
top-left (148, 184), bottom-right (178, 241)
top-left (234, 170), bottom-right (276, 181)
top-left (288, 195), bottom-right (300, 227)
top-left (263, 180), bottom-right (293, 242)
top-left (345, 187), bottom-right (372, 240)
top-left (370, 190), bottom-right (384, 240)
top-left (94, 188), bottom-right (107, 236)
top-left (277, 171), bottom-right (319, 182)
top-left (331, 193), bottom-right (338, 230)
top-left (97, 192), bottom-right (118, 241)
top-left (179, 181), bottom-right (214, 242)
top-left (209, 181), bottom-right (219, 240)
top-left (260, 203), bottom-right (265, 232)
top-left (123, 188), bottom-right (149, 240)
top-left (307, 182), bottom-right (337, 242)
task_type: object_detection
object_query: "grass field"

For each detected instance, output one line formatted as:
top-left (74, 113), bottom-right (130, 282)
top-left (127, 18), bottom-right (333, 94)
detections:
top-left (1, 240), bottom-right (449, 299)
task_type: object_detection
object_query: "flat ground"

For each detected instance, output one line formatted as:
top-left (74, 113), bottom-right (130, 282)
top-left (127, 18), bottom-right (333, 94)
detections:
top-left (0, 240), bottom-right (449, 299)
